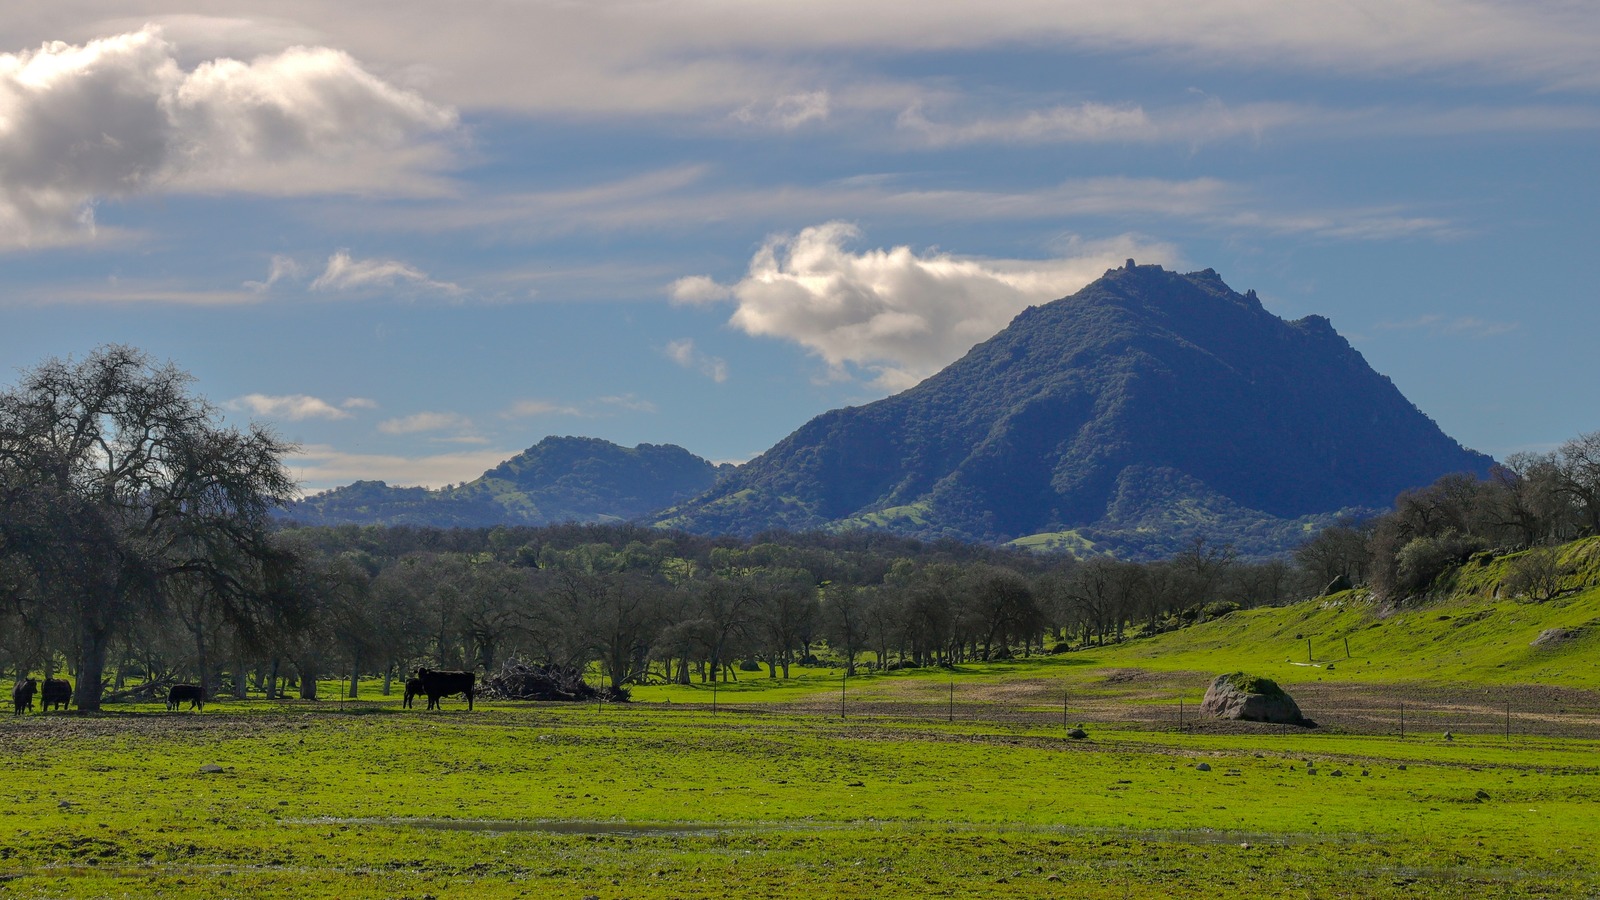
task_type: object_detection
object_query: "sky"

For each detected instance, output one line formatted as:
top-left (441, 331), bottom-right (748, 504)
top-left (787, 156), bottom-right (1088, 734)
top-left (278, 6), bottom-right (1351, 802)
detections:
top-left (0, 2), bottom-right (1596, 493)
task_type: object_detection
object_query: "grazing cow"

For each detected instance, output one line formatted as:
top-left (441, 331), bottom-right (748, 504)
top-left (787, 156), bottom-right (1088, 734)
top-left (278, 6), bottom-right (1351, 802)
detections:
top-left (11, 679), bottom-right (37, 715)
top-left (40, 678), bottom-right (71, 712)
top-left (167, 683), bottom-right (205, 711)
top-left (402, 677), bottom-right (424, 709)
top-left (415, 667), bottom-right (475, 710)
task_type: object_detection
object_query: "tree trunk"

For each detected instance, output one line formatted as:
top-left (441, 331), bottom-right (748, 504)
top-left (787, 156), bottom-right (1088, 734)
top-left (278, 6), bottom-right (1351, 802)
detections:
top-left (383, 664), bottom-right (394, 696)
top-left (265, 658), bottom-right (280, 701)
top-left (74, 620), bottom-right (110, 711)
top-left (348, 654), bottom-right (360, 700)
top-left (233, 654), bottom-right (248, 700)
top-left (298, 659), bottom-right (317, 700)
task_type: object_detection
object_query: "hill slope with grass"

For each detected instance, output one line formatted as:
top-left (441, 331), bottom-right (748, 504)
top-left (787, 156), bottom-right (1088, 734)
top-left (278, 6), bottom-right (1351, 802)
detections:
top-left (660, 262), bottom-right (1492, 556)
top-left (1098, 537), bottom-right (1600, 690)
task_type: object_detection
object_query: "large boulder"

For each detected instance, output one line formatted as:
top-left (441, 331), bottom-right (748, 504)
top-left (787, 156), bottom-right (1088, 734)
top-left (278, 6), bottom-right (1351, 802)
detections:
top-left (1200, 673), bottom-right (1311, 725)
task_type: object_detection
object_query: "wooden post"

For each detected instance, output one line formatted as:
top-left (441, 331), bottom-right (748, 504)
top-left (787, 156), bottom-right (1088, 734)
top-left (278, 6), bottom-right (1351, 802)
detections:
top-left (948, 679), bottom-right (954, 723)
top-left (1399, 702), bottom-right (1405, 740)
top-left (1505, 702), bottom-right (1511, 740)
top-left (1062, 690), bottom-right (1068, 736)
top-left (840, 674), bottom-right (847, 720)
top-left (712, 680), bottom-right (717, 715)
top-left (1344, 637), bottom-right (1350, 659)
top-left (1179, 697), bottom-right (1184, 729)
top-left (1307, 637), bottom-right (1313, 664)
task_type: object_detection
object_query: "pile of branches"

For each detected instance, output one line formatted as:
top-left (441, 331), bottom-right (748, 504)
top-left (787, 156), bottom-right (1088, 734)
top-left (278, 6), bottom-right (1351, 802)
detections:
top-left (481, 660), bottom-right (621, 702)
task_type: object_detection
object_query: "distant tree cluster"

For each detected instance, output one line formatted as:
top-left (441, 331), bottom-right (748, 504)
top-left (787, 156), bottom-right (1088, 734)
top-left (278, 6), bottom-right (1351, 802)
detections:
top-left (1296, 434), bottom-right (1600, 602)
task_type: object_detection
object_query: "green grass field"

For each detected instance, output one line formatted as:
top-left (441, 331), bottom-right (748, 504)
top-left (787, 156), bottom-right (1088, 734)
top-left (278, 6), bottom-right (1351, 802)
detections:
top-left (7, 572), bottom-right (1600, 898)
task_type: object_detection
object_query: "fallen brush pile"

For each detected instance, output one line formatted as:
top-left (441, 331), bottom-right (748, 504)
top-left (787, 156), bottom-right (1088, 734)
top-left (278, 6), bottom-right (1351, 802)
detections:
top-left (480, 660), bottom-right (627, 702)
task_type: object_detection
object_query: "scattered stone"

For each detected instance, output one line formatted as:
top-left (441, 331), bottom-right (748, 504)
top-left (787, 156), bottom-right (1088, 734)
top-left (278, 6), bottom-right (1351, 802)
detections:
top-left (1330, 770), bottom-right (1344, 777)
top-left (1239, 842), bottom-right (1251, 850)
top-left (1200, 673), bottom-right (1311, 725)
top-left (1046, 874), bottom-right (1062, 882)
top-left (57, 800), bottom-right (73, 809)
top-left (1195, 762), bottom-right (1212, 772)
top-left (198, 764), bottom-right (224, 774)
top-left (1361, 770), bottom-right (1370, 777)
top-left (1398, 765), bottom-right (1407, 771)
top-left (1532, 627), bottom-right (1583, 648)
top-left (1067, 728), bottom-right (1088, 740)
top-left (1325, 664), bottom-right (1335, 671)
top-left (1306, 768), bottom-right (1317, 776)
top-left (1475, 789), bottom-right (1491, 801)
top-left (1253, 752), bottom-right (1265, 758)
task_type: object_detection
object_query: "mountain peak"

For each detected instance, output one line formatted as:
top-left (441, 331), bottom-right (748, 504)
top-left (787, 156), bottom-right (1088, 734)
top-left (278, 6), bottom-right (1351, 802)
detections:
top-left (661, 265), bottom-right (1493, 556)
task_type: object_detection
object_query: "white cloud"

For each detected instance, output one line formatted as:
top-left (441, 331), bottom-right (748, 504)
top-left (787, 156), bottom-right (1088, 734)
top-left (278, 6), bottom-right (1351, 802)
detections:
top-left (289, 444), bottom-right (512, 491)
top-left (598, 394), bottom-right (659, 414)
top-left (377, 411), bottom-right (473, 435)
top-left (500, 399), bottom-right (586, 419)
top-left (664, 339), bottom-right (729, 383)
top-left (732, 91), bottom-right (831, 130)
top-left (310, 250), bottom-right (463, 295)
top-left (43, 2), bottom-right (1595, 121)
top-left (1375, 314), bottom-right (1519, 338)
top-left (340, 397), bottom-right (378, 410)
top-left (243, 255), bottom-right (304, 292)
top-left (673, 223), bottom-right (1177, 390)
top-left (228, 393), bottom-right (353, 421)
top-left (0, 26), bottom-right (456, 248)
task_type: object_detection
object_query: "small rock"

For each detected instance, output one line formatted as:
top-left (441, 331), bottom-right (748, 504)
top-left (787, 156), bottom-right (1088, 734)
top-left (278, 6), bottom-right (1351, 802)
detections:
top-left (1475, 789), bottom-right (1491, 801)
top-left (1361, 770), bottom-right (1370, 777)
top-left (1239, 842), bottom-right (1251, 850)
top-left (1253, 752), bottom-right (1265, 758)
top-left (1330, 770), bottom-right (1344, 777)
top-left (198, 764), bottom-right (224, 774)
top-left (57, 800), bottom-right (73, 809)
top-left (1306, 768), bottom-right (1317, 775)
top-left (1195, 762), bottom-right (1212, 772)
top-left (1046, 874), bottom-right (1062, 882)
top-left (1398, 765), bottom-right (1407, 771)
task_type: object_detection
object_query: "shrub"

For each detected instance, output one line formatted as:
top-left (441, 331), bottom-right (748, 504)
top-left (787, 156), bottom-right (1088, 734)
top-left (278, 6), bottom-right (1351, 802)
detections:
top-left (1393, 530), bottom-right (1486, 597)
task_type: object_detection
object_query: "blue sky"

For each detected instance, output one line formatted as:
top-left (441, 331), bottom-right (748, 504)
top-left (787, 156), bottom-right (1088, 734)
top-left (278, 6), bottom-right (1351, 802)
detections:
top-left (1, 2), bottom-right (1595, 491)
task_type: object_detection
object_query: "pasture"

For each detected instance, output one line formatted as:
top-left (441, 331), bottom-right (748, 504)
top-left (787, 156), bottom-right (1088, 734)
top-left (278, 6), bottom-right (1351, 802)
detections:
top-left (4, 651), bottom-right (1600, 899)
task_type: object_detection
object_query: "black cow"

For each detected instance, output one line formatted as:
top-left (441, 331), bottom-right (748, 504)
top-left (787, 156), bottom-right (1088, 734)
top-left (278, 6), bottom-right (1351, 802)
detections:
top-left (167, 684), bottom-right (205, 711)
top-left (40, 678), bottom-right (71, 712)
top-left (11, 679), bottom-right (37, 715)
top-left (402, 677), bottom-right (424, 709)
top-left (415, 667), bottom-right (475, 710)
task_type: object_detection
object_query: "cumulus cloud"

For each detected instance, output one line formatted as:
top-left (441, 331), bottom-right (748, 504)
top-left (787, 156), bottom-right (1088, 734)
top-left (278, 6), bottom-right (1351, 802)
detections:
top-left (0, 26), bottom-right (455, 247)
top-left (664, 339), bottom-right (729, 383)
top-left (310, 250), bottom-right (462, 295)
top-left (377, 411), bottom-right (473, 435)
top-left (672, 222), bottom-right (1176, 390)
top-left (227, 393), bottom-right (359, 421)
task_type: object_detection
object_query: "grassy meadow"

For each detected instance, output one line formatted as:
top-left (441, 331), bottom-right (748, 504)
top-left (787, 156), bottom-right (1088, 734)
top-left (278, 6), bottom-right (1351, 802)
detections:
top-left (6, 569), bottom-right (1600, 898)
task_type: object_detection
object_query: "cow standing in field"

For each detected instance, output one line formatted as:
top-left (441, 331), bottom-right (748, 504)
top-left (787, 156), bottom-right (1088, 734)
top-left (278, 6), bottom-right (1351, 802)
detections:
top-left (415, 668), bottom-right (475, 710)
top-left (167, 684), bottom-right (205, 711)
top-left (11, 679), bottom-right (37, 715)
top-left (40, 679), bottom-right (71, 712)
top-left (403, 677), bottom-right (424, 709)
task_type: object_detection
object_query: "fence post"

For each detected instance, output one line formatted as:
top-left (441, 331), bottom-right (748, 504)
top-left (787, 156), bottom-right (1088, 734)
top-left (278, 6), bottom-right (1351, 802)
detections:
top-left (841, 674), bottom-right (846, 720)
top-left (1399, 702), bottom-right (1405, 740)
top-left (948, 678), bottom-right (953, 723)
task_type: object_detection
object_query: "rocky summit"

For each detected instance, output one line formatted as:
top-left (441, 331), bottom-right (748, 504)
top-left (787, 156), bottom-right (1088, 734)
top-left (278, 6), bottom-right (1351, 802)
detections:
top-left (659, 262), bottom-right (1493, 556)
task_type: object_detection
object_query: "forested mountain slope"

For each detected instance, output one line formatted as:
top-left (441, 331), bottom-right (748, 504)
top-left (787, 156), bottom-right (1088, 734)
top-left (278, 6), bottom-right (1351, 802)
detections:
top-left (660, 262), bottom-right (1493, 556)
top-left (287, 436), bottom-right (724, 527)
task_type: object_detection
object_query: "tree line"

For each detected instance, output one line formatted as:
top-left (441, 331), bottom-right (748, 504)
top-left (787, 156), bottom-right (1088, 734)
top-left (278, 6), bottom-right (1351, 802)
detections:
top-left (6, 346), bottom-right (1594, 708)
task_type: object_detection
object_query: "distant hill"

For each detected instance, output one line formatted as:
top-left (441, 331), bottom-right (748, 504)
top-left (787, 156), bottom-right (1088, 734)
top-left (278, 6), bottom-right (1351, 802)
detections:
top-left (286, 436), bottom-right (725, 528)
top-left (658, 262), bottom-right (1494, 557)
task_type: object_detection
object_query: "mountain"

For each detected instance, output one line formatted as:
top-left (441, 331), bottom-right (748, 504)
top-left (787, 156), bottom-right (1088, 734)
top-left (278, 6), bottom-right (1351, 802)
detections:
top-left (287, 436), bottom-right (725, 528)
top-left (658, 262), bottom-right (1495, 556)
